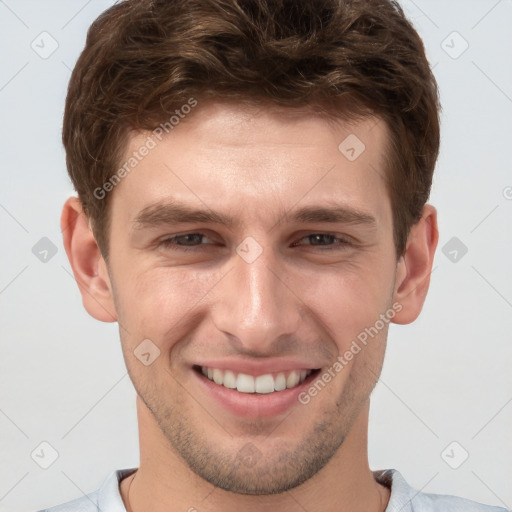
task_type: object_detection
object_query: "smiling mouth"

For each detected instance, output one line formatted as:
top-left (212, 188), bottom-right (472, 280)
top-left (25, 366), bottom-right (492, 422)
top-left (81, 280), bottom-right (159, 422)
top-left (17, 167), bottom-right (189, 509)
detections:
top-left (193, 365), bottom-right (322, 394)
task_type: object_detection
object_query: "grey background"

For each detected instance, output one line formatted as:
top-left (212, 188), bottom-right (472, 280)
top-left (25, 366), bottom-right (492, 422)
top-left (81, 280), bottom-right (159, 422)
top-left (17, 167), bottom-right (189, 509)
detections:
top-left (1, 1), bottom-right (511, 511)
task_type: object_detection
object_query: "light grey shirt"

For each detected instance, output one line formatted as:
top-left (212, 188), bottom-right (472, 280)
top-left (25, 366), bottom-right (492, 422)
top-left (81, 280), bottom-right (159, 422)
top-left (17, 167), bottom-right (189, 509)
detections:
top-left (36, 467), bottom-right (509, 512)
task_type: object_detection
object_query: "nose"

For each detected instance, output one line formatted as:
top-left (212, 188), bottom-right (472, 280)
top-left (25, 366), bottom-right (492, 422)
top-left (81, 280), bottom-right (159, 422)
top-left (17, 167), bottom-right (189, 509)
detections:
top-left (211, 241), bottom-right (303, 355)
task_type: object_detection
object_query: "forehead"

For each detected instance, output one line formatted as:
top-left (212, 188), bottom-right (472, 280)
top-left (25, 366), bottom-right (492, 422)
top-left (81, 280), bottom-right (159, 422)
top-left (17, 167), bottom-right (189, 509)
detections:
top-left (111, 100), bottom-right (391, 230)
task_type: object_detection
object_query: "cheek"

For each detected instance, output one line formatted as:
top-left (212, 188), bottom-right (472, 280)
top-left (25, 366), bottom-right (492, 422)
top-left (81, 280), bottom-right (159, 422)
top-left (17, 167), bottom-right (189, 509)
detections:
top-left (299, 262), bottom-right (393, 343)
top-left (122, 267), bottom-right (227, 343)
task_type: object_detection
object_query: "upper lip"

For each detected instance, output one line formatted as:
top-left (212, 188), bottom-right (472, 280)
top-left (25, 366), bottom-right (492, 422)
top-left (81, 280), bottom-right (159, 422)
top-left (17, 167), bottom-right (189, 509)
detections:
top-left (193, 357), bottom-right (322, 376)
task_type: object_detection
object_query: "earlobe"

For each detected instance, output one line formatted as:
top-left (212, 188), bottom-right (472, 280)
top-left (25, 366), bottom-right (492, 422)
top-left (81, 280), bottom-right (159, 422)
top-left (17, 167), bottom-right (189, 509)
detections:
top-left (61, 196), bottom-right (118, 322)
top-left (391, 204), bottom-right (439, 325)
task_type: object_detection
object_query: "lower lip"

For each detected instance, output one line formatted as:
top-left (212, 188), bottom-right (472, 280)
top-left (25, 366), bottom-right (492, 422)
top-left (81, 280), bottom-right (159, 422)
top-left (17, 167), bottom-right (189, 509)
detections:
top-left (192, 367), bottom-right (320, 418)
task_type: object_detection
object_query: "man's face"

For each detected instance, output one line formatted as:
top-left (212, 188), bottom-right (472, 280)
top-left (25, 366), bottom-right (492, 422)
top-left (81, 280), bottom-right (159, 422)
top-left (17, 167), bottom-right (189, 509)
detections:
top-left (106, 100), bottom-right (399, 494)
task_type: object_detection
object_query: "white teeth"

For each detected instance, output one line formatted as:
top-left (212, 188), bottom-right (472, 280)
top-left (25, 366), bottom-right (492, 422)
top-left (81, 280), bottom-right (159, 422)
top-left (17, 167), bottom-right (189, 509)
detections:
top-left (286, 371), bottom-right (300, 388)
top-left (223, 370), bottom-right (237, 389)
top-left (274, 373), bottom-right (287, 391)
top-left (236, 373), bottom-right (255, 393)
top-left (199, 366), bottom-right (313, 394)
top-left (212, 368), bottom-right (223, 385)
top-left (255, 374), bottom-right (275, 394)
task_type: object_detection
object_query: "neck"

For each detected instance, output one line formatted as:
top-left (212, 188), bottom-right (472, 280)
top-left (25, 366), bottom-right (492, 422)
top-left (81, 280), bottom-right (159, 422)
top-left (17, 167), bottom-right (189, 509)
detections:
top-left (121, 396), bottom-right (390, 512)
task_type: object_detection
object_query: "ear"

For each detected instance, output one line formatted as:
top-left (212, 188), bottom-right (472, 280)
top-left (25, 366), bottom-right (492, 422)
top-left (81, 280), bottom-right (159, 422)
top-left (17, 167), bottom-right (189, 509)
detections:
top-left (391, 204), bottom-right (438, 324)
top-left (61, 196), bottom-right (117, 322)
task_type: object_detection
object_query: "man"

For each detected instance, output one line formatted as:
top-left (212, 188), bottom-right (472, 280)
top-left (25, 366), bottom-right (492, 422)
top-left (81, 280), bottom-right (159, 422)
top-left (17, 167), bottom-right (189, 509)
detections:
top-left (38, 0), bottom-right (507, 511)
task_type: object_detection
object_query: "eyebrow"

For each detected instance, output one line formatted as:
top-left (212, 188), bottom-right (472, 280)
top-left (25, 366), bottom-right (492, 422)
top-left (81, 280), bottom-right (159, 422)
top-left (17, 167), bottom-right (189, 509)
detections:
top-left (131, 199), bottom-right (377, 231)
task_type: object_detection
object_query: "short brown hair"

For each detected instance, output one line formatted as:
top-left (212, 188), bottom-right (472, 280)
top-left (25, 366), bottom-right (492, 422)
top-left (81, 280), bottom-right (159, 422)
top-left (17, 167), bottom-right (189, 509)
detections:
top-left (63, 0), bottom-right (440, 261)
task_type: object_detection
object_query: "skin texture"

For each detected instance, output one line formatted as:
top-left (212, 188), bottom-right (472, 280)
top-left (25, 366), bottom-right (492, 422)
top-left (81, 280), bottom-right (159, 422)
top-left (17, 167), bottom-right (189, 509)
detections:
top-left (62, 100), bottom-right (438, 512)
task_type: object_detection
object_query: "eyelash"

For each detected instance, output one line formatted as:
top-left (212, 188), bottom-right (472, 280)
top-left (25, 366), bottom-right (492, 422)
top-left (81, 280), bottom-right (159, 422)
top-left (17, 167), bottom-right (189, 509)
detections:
top-left (157, 232), bottom-right (353, 252)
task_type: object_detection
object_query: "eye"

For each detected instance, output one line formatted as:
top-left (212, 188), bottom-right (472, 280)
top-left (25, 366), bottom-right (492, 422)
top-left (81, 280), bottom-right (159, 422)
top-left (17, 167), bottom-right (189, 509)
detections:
top-left (156, 232), bottom-right (354, 253)
top-left (158, 233), bottom-right (214, 251)
top-left (292, 233), bottom-right (353, 250)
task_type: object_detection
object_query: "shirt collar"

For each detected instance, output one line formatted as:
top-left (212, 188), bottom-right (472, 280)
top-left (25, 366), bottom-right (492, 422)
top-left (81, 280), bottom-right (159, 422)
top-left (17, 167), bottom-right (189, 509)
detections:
top-left (373, 468), bottom-right (417, 512)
